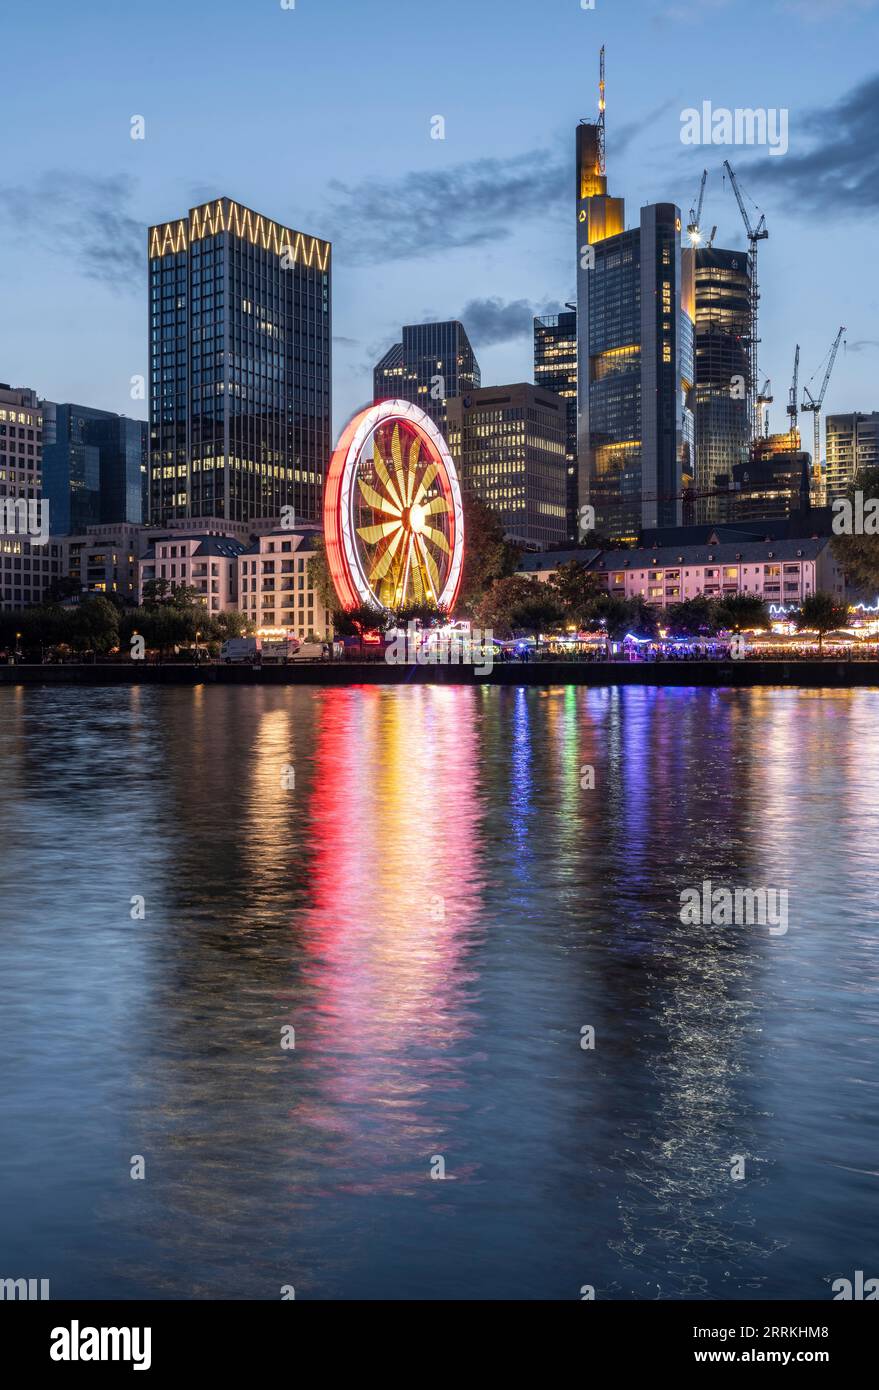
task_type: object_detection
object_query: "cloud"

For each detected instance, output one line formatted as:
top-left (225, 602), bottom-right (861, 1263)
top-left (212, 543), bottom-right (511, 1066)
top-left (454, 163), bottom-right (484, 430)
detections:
top-left (612, 99), bottom-right (680, 159)
top-left (846, 339), bottom-right (879, 353)
top-left (319, 149), bottom-right (567, 265)
top-left (0, 171), bottom-right (143, 291)
top-left (457, 296), bottom-right (565, 347)
top-left (735, 72), bottom-right (879, 211)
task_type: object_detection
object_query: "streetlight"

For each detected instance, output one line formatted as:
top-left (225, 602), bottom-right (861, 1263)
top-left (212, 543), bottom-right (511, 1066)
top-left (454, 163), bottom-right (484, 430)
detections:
top-left (195, 629), bottom-right (201, 665)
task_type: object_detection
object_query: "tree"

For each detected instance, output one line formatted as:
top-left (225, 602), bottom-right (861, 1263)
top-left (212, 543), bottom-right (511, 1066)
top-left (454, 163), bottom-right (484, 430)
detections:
top-left (332, 604), bottom-right (389, 638)
top-left (831, 463), bottom-right (879, 595)
top-left (796, 591), bottom-right (849, 657)
top-left (168, 583), bottom-right (204, 610)
top-left (67, 596), bottom-right (120, 655)
top-left (210, 610), bottom-right (252, 642)
top-left (621, 595), bottom-right (660, 640)
top-left (508, 591), bottom-right (567, 641)
top-left (306, 534), bottom-right (342, 614)
top-left (665, 595), bottom-right (719, 637)
top-left (44, 575), bottom-right (82, 603)
top-left (547, 561), bottom-right (602, 627)
top-left (458, 494), bottom-right (521, 615)
top-left (390, 601), bottom-right (449, 628)
top-left (713, 592), bottom-right (770, 634)
top-left (120, 603), bottom-right (196, 657)
top-left (577, 592), bottom-right (628, 640)
top-left (22, 603), bottom-right (70, 649)
top-left (473, 574), bottom-right (565, 639)
top-left (141, 577), bottom-right (171, 607)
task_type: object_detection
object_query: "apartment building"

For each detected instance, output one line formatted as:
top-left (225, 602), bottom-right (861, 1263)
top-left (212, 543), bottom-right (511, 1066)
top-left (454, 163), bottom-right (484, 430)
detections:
top-left (237, 528), bottom-right (333, 640)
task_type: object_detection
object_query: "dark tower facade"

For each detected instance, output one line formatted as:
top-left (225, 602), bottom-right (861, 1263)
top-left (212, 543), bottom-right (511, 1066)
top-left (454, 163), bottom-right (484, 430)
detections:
top-left (534, 311), bottom-right (578, 541)
top-left (148, 197), bottom-right (331, 525)
top-left (373, 321), bottom-right (480, 433)
top-left (693, 247), bottom-right (751, 522)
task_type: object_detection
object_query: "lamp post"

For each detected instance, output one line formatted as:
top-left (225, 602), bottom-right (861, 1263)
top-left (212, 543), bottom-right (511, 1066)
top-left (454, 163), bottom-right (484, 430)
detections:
top-left (195, 629), bottom-right (201, 665)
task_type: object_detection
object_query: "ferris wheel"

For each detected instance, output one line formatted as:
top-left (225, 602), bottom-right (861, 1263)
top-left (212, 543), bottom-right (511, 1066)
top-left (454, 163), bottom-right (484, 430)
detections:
top-left (323, 399), bottom-right (465, 613)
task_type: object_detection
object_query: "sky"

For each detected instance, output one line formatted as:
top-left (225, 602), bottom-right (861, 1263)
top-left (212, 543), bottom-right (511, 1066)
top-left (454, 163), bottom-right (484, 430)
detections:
top-left (1, 0), bottom-right (878, 445)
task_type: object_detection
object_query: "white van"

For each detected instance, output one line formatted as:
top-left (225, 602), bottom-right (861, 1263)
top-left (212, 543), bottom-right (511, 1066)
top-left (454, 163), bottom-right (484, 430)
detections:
top-left (220, 637), bottom-right (259, 663)
top-left (289, 641), bottom-right (327, 662)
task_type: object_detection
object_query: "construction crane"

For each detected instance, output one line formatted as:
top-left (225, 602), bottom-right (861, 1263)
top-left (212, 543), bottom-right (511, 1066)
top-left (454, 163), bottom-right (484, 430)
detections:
top-left (723, 160), bottom-right (769, 443)
top-left (687, 170), bottom-right (707, 246)
top-left (802, 326), bottom-right (846, 505)
top-left (787, 345), bottom-right (800, 450)
top-left (757, 379), bottom-right (773, 438)
top-left (687, 170), bottom-right (717, 248)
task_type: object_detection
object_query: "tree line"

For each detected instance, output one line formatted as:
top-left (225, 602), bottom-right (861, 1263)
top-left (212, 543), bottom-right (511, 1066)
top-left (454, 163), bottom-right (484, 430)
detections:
top-left (0, 580), bottom-right (252, 658)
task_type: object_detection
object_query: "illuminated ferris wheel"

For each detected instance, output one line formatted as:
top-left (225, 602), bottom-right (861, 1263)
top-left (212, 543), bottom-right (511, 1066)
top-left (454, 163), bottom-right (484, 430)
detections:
top-left (323, 400), bottom-right (465, 613)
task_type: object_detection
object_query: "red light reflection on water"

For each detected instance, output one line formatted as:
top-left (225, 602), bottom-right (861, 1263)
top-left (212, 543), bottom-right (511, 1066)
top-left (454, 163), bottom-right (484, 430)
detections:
top-left (292, 687), bottom-right (487, 1195)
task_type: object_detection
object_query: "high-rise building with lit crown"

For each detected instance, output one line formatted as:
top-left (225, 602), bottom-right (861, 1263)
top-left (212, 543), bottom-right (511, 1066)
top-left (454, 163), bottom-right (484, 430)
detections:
top-left (576, 51), bottom-right (694, 542)
top-left (148, 197), bottom-right (331, 526)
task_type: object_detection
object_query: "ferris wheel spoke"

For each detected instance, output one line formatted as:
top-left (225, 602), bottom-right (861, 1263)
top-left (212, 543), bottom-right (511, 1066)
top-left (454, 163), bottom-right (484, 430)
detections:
top-left (390, 426), bottom-right (409, 508)
top-left (358, 476), bottom-right (400, 516)
top-left (420, 492), bottom-right (448, 516)
top-left (371, 445), bottom-right (404, 509)
top-left (417, 534), bottom-right (441, 601)
top-left (407, 438), bottom-right (423, 503)
top-left (422, 524), bottom-right (451, 554)
top-left (357, 520), bottom-right (401, 544)
top-left (399, 532), bottom-right (414, 602)
top-left (370, 528), bottom-right (405, 583)
top-left (412, 461), bottom-right (439, 506)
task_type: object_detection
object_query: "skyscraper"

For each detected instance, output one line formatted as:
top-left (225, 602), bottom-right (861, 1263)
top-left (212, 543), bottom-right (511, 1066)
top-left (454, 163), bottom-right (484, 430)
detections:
top-left (373, 321), bottom-right (480, 433)
top-left (825, 412), bottom-right (879, 501)
top-left (575, 54), bottom-right (694, 542)
top-left (534, 310), bottom-right (578, 541)
top-left (0, 384), bottom-right (64, 610)
top-left (445, 383), bottom-right (568, 549)
top-left (42, 403), bottom-right (148, 534)
top-left (693, 248), bottom-right (751, 522)
top-left (148, 197), bottom-right (331, 526)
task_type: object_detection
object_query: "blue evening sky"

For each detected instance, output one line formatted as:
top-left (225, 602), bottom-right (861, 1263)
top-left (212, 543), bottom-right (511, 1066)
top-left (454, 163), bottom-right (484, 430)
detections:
top-left (1, 0), bottom-right (877, 439)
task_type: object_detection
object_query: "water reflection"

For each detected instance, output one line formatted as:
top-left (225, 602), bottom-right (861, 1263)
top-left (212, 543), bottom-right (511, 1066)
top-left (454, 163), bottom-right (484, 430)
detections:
top-left (294, 687), bottom-right (487, 1195)
top-left (0, 685), bottom-right (877, 1299)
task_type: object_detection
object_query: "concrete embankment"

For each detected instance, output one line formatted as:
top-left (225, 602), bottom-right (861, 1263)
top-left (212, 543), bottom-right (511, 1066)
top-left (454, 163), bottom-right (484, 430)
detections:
top-left (1, 661), bottom-right (877, 688)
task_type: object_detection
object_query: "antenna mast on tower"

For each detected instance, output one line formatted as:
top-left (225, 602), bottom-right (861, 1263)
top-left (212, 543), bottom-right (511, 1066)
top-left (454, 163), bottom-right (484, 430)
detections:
top-left (598, 45), bottom-right (606, 175)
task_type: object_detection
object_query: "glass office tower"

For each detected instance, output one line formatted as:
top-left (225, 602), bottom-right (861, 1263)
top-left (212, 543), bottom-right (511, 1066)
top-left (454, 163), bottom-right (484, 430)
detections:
top-left (579, 202), bottom-right (692, 543)
top-left (148, 197), bottom-right (331, 525)
top-left (575, 73), bottom-right (693, 542)
top-left (534, 311), bottom-right (578, 541)
top-left (373, 321), bottom-right (480, 433)
top-left (693, 248), bottom-right (751, 522)
top-left (446, 383), bottom-right (568, 549)
top-left (42, 403), bottom-right (148, 533)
